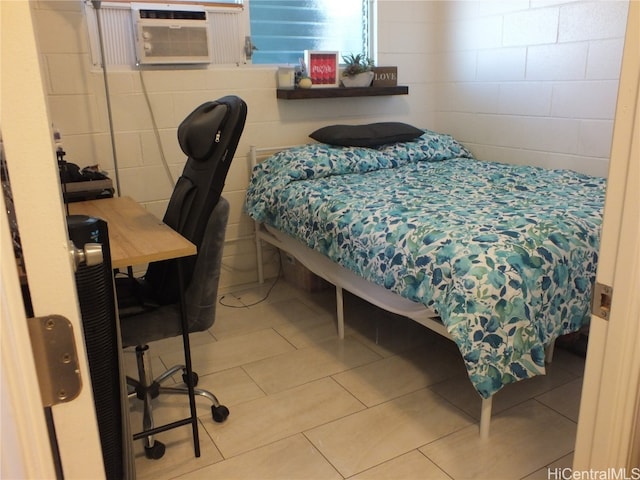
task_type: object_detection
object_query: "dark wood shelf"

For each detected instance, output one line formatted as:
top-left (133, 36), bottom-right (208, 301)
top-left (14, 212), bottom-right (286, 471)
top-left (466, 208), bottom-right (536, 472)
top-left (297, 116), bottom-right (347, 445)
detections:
top-left (276, 85), bottom-right (409, 100)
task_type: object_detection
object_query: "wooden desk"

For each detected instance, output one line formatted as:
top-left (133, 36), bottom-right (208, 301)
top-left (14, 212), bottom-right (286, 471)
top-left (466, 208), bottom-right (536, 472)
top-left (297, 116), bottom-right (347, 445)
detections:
top-left (68, 196), bottom-right (196, 269)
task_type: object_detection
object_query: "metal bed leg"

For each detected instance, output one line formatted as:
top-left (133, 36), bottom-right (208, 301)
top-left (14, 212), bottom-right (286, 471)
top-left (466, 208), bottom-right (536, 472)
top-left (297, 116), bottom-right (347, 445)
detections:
top-left (545, 341), bottom-right (556, 363)
top-left (335, 286), bottom-right (345, 339)
top-left (255, 221), bottom-right (264, 284)
top-left (480, 396), bottom-right (493, 439)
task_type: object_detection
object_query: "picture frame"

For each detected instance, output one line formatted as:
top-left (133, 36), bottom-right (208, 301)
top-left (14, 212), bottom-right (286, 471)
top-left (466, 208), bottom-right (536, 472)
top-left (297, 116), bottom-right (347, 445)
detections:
top-left (304, 50), bottom-right (340, 88)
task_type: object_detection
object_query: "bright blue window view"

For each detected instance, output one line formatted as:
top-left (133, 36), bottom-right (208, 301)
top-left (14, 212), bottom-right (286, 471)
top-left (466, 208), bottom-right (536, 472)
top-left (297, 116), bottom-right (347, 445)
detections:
top-left (249, 0), bottom-right (370, 65)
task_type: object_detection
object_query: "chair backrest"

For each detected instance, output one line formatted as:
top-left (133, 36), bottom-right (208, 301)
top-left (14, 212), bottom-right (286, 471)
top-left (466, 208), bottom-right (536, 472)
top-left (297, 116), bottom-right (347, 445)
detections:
top-left (119, 197), bottom-right (230, 347)
top-left (145, 96), bottom-right (247, 304)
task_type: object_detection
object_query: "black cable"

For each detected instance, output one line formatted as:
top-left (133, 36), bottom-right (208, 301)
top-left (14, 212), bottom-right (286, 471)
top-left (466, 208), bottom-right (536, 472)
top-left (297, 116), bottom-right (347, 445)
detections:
top-left (218, 252), bottom-right (283, 308)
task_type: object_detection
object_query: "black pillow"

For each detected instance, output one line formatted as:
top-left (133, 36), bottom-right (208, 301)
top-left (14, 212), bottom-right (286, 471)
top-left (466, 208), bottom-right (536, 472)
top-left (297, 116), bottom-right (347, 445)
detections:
top-left (309, 122), bottom-right (424, 147)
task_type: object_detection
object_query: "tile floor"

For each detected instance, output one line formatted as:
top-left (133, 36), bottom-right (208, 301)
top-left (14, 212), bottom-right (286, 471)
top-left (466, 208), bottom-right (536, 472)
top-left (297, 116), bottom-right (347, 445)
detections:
top-left (124, 279), bottom-right (586, 480)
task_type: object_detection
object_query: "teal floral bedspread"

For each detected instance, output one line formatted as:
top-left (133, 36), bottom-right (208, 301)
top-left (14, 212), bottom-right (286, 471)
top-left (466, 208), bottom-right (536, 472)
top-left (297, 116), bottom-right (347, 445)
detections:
top-left (245, 131), bottom-right (605, 398)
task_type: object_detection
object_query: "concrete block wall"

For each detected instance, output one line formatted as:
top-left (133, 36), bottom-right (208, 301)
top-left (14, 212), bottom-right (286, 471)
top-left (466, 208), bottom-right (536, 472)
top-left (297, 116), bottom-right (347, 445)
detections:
top-left (30, 0), bottom-right (629, 290)
top-left (424, 0), bottom-right (629, 177)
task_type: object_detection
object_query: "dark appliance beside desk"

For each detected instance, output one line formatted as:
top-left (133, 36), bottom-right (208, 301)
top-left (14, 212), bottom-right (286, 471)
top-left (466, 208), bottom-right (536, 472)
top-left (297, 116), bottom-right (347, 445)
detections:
top-left (62, 178), bottom-right (114, 203)
top-left (67, 214), bottom-right (127, 480)
top-left (58, 154), bottom-right (115, 203)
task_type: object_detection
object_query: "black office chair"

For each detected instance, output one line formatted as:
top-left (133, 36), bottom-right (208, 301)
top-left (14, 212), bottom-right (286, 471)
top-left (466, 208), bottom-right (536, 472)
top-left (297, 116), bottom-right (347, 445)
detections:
top-left (118, 198), bottom-right (229, 460)
top-left (116, 97), bottom-right (247, 459)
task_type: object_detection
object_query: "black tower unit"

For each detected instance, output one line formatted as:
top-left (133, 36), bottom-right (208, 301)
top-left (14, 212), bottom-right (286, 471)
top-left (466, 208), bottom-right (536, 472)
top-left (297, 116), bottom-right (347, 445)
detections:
top-left (67, 215), bottom-right (124, 480)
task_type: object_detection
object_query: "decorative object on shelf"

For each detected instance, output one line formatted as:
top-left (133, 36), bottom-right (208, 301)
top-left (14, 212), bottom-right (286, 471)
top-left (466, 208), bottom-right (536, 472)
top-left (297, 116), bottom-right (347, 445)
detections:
top-left (277, 67), bottom-right (296, 89)
top-left (341, 53), bottom-right (375, 88)
top-left (341, 71), bottom-right (374, 87)
top-left (298, 77), bottom-right (313, 89)
top-left (304, 50), bottom-right (339, 88)
top-left (295, 57), bottom-right (307, 86)
top-left (372, 66), bottom-right (398, 87)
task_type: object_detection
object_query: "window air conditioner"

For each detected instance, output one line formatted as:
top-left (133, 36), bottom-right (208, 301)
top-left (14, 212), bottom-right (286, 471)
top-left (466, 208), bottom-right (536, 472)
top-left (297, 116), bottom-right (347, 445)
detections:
top-left (131, 3), bottom-right (212, 65)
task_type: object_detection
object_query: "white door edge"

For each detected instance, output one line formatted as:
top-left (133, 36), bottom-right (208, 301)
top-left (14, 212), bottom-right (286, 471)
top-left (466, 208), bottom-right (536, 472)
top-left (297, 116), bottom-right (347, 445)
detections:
top-left (574, 0), bottom-right (640, 469)
top-left (1, 1), bottom-right (105, 478)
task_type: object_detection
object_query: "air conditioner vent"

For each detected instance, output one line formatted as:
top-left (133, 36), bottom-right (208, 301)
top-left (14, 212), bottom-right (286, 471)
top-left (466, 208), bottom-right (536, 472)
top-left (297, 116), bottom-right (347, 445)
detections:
top-left (132, 4), bottom-right (211, 65)
top-left (138, 9), bottom-right (206, 21)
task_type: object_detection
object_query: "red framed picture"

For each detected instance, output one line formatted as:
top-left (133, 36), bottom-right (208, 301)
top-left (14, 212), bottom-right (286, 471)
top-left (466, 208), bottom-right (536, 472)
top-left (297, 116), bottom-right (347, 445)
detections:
top-left (304, 50), bottom-right (339, 88)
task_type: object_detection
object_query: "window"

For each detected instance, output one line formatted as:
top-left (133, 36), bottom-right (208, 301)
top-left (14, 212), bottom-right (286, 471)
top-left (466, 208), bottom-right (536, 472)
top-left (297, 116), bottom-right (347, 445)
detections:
top-left (84, 0), bottom-right (371, 68)
top-left (249, 0), bottom-right (371, 65)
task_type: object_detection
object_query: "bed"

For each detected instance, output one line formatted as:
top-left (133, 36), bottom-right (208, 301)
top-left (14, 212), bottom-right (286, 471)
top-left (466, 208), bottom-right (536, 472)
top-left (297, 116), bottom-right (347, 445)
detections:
top-left (245, 126), bottom-right (605, 437)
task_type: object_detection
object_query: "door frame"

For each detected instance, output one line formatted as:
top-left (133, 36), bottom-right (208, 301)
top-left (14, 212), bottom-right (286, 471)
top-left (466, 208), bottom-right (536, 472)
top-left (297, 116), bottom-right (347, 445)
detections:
top-left (1, 0), bottom-right (105, 477)
top-left (573, 0), bottom-right (640, 469)
top-left (1, 193), bottom-right (57, 479)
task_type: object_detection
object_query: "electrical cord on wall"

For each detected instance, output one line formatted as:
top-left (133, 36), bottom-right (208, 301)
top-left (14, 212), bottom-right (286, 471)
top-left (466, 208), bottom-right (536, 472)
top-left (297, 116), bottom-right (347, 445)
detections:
top-left (138, 68), bottom-right (175, 187)
top-left (92, 0), bottom-right (122, 197)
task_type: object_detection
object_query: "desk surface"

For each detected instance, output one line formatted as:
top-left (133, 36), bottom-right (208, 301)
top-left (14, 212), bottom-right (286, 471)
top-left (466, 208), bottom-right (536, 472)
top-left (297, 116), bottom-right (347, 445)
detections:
top-left (68, 196), bottom-right (196, 269)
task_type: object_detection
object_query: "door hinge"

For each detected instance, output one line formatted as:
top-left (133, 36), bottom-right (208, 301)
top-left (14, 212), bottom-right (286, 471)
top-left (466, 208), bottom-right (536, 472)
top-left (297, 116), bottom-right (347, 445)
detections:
top-left (592, 282), bottom-right (613, 321)
top-left (27, 315), bottom-right (82, 406)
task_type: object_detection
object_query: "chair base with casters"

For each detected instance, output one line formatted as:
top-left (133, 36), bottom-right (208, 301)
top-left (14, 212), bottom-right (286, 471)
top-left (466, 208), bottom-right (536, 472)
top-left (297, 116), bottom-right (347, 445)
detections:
top-left (126, 344), bottom-right (229, 459)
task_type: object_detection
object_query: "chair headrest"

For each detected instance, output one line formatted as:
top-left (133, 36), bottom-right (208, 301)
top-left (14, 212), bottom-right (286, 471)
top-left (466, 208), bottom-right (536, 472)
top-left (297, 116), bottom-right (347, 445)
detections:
top-left (177, 102), bottom-right (229, 161)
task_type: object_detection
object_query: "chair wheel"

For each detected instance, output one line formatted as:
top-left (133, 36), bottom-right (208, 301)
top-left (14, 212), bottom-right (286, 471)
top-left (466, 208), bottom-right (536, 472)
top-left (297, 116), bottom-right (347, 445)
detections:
top-left (212, 405), bottom-right (229, 423)
top-left (182, 370), bottom-right (199, 387)
top-left (144, 441), bottom-right (166, 459)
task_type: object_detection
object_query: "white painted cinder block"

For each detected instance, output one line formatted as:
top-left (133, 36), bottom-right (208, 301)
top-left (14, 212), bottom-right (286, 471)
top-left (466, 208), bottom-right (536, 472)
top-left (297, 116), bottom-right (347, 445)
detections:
top-left (587, 38), bottom-right (626, 80)
top-left (526, 43), bottom-right (589, 81)
top-left (498, 83), bottom-right (553, 116)
top-left (578, 120), bottom-right (615, 159)
top-left (551, 81), bottom-right (620, 119)
top-left (476, 48), bottom-right (527, 81)
top-left (559, 1), bottom-right (630, 43)
top-left (503, 8), bottom-right (560, 46)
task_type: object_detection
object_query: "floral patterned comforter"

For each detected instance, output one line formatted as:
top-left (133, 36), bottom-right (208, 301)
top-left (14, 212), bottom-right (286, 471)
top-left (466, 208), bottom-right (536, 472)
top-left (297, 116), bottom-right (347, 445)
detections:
top-left (245, 131), bottom-right (605, 398)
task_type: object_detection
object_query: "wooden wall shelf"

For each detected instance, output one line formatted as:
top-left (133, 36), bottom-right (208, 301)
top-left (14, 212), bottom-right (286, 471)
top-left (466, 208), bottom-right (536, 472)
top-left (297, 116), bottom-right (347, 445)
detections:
top-left (276, 85), bottom-right (409, 100)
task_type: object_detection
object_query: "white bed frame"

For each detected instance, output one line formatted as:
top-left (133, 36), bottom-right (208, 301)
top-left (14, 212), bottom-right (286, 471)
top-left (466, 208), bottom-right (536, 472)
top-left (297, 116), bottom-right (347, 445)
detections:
top-left (249, 145), bottom-right (556, 439)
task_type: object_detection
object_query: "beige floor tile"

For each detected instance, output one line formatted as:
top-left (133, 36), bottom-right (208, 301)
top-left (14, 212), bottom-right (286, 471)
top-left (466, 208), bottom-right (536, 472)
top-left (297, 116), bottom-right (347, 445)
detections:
top-left (203, 377), bottom-right (365, 458)
top-left (179, 434), bottom-right (341, 479)
top-left (351, 450), bottom-right (452, 480)
top-left (139, 284), bottom-right (587, 480)
top-left (192, 367), bottom-right (266, 408)
top-left (521, 453), bottom-right (573, 480)
top-left (160, 328), bottom-right (295, 376)
top-left (536, 378), bottom-right (583, 422)
top-left (420, 400), bottom-right (576, 480)
top-left (305, 388), bottom-right (474, 477)
top-left (243, 336), bottom-right (381, 394)
top-left (226, 279), bottom-right (303, 306)
top-left (430, 361), bottom-right (579, 420)
top-left (132, 418), bottom-right (223, 480)
top-left (273, 311), bottom-right (344, 347)
top-left (141, 329), bottom-right (217, 357)
top-left (211, 297), bottom-right (321, 339)
top-left (333, 344), bottom-right (465, 407)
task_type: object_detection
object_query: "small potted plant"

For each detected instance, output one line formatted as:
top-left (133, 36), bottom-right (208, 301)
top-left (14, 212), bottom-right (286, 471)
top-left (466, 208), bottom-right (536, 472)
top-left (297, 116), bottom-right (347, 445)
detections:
top-left (341, 53), bottom-right (375, 87)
